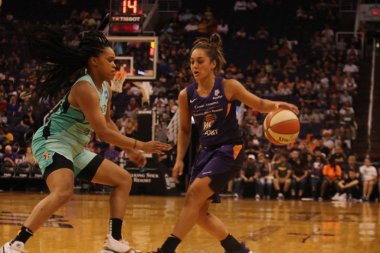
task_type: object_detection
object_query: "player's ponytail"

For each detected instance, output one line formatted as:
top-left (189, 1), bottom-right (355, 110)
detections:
top-left (191, 33), bottom-right (226, 74)
top-left (28, 29), bottom-right (111, 98)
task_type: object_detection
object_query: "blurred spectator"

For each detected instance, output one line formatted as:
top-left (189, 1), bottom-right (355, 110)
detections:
top-left (124, 118), bottom-right (138, 138)
top-left (359, 158), bottom-right (377, 201)
top-left (336, 38), bottom-right (347, 52)
top-left (258, 152), bottom-right (274, 199)
top-left (343, 73), bottom-right (357, 94)
top-left (216, 19), bottom-right (229, 35)
top-left (273, 154), bottom-right (292, 200)
top-left (234, 0), bottom-right (247, 12)
top-left (184, 18), bottom-right (198, 33)
top-left (310, 148), bottom-right (326, 200)
top-left (255, 26), bottom-right (270, 41)
top-left (321, 24), bottom-right (334, 42)
top-left (289, 150), bottom-right (308, 199)
top-left (103, 144), bottom-right (120, 163)
top-left (346, 44), bottom-right (359, 62)
top-left (239, 154), bottom-right (261, 199)
top-left (2, 144), bottom-right (18, 169)
top-left (343, 60), bottom-right (359, 75)
top-left (17, 146), bottom-right (36, 168)
top-left (320, 157), bottom-right (342, 200)
top-left (335, 166), bottom-right (360, 201)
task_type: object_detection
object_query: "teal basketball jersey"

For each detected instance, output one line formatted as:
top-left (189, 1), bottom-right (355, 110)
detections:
top-left (32, 74), bottom-right (109, 172)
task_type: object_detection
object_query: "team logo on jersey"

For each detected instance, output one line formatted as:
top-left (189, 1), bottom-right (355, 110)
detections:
top-left (203, 113), bottom-right (216, 131)
top-left (204, 129), bottom-right (219, 136)
top-left (104, 88), bottom-right (109, 101)
top-left (190, 98), bottom-right (197, 104)
top-left (102, 104), bottom-right (107, 114)
top-left (213, 89), bottom-right (222, 100)
top-left (43, 151), bottom-right (51, 161)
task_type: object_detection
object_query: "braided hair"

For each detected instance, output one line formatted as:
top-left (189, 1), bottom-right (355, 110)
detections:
top-left (28, 29), bottom-right (111, 98)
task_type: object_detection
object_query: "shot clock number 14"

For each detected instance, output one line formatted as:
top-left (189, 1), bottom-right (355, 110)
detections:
top-left (122, 0), bottom-right (139, 15)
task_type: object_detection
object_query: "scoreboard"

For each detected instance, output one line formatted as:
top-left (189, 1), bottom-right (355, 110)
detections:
top-left (109, 0), bottom-right (144, 35)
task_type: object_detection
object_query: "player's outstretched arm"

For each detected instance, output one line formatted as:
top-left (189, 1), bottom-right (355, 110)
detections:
top-left (223, 79), bottom-right (299, 114)
top-left (72, 81), bottom-right (171, 153)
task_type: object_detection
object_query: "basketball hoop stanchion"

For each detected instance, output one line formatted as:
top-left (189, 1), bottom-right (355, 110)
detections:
top-left (111, 70), bottom-right (127, 93)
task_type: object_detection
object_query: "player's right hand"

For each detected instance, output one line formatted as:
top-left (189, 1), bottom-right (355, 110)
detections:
top-left (172, 160), bottom-right (184, 184)
top-left (140, 141), bottom-right (172, 154)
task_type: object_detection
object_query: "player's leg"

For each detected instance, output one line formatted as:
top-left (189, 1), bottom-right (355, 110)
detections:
top-left (196, 200), bottom-right (228, 240)
top-left (150, 145), bottom-right (246, 253)
top-left (24, 168), bottom-right (75, 231)
top-left (196, 189), bottom-right (252, 253)
top-left (172, 177), bottom-right (214, 238)
top-left (169, 146), bottom-right (243, 240)
top-left (1, 153), bottom-right (75, 253)
top-left (148, 177), bottom-right (213, 253)
top-left (91, 159), bottom-right (132, 219)
top-left (74, 151), bottom-right (138, 253)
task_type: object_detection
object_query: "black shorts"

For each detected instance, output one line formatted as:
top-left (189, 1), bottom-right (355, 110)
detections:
top-left (44, 153), bottom-right (104, 182)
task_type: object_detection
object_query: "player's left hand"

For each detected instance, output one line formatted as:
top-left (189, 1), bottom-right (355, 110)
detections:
top-left (126, 149), bottom-right (146, 168)
top-left (275, 102), bottom-right (299, 115)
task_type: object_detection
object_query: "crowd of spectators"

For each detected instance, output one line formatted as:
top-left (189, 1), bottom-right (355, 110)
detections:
top-left (0, 0), bottom-right (379, 201)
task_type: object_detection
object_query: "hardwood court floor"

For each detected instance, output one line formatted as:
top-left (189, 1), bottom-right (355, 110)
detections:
top-left (0, 193), bottom-right (379, 253)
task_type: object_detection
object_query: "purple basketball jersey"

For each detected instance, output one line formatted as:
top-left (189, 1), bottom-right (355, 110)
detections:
top-left (186, 76), bottom-right (242, 147)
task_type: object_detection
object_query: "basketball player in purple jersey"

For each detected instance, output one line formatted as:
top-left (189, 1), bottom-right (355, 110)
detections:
top-left (150, 33), bottom-right (298, 253)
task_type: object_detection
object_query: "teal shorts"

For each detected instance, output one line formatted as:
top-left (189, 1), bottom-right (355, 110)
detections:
top-left (32, 133), bottom-right (101, 180)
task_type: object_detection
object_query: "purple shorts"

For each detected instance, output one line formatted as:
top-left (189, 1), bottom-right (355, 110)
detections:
top-left (189, 144), bottom-right (244, 202)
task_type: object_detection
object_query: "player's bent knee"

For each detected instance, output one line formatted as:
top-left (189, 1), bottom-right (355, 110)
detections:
top-left (116, 172), bottom-right (133, 189)
top-left (184, 187), bottom-right (206, 206)
top-left (53, 188), bottom-right (74, 204)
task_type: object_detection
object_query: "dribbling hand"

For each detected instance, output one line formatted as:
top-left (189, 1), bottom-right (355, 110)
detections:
top-left (275, 102), bottom-right (299, 114)
top-left (172, 160), bottom-right (184, 184)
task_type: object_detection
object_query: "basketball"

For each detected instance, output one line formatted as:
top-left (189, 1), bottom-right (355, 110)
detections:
top-left (263, 108), bottom-right (300, 145)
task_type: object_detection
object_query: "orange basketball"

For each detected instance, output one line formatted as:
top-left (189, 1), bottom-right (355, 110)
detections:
top-left (263, 108), bottom-right (300, 145)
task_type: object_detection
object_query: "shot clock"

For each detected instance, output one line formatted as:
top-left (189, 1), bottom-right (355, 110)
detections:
top-left (109, 0), bottom-right (144, 35)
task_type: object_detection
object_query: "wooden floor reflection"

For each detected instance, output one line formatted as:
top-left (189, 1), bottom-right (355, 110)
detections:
top-left (0, 193), bottom-right (379, 253)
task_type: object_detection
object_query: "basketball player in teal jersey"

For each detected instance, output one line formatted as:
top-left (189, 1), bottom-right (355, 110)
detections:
top-left (150, 34), bottom-right (298, 253)
top-left (0, 30), bottom-right (171, 253)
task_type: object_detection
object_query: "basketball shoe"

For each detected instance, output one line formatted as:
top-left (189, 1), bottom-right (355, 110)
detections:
top-left (0, 241), bottom-right (26, 253)
top-left (148, 243), bottom-right (252, 253)
top-left (225, 243), bottom-right (253, 253)
top-left (100, 234), bottom-right (141, 253)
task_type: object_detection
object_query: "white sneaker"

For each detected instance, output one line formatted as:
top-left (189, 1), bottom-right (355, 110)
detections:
top-left (100, 234), bottom-right (141, 253)
top-left (277, 193), bottom-right (284, 200)
top-left (336, 193), bottom-right (347, 201)
top-left (1, 241), bottom-right (27, 253)
top-left (331, 193), bottom-right (340, 201)
top-left (255, 194), bottom-right (260, 201)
